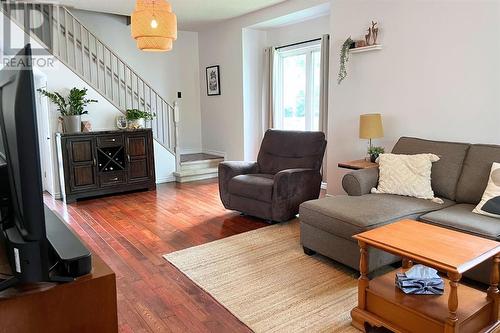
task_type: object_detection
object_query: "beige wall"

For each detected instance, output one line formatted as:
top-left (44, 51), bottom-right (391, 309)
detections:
top-left (327, 0), bottom-right (500, 194)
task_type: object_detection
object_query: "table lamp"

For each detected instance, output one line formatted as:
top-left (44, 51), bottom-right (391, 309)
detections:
top-left (359, 113), bottom-right (384, 150)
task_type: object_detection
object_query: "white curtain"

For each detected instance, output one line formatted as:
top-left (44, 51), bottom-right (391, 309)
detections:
top-left (319, 34), bottom-right (330, 135)
top-left (319, 34), bottom-right (330, 182)
top-left (262, 47), bottom-right (276, 133)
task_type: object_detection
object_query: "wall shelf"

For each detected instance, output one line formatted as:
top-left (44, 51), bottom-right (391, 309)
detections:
top-left (349, 45), bottom-right (383, 54)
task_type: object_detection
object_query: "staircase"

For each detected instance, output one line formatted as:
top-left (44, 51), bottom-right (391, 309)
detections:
top-left (2, 2), bottom-right (182, 174)
top-left (174, 153), bottom-right (224, 183)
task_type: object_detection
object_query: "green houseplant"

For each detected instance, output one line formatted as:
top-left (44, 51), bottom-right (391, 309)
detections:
top-left (38, 87), bottom-right (97, 133)
top-left (338, 37), bottom-right (353, 84)
top-left (368, 146), bottom-right (385, 162)
top-left (125, 109), bottom-right (155, 129)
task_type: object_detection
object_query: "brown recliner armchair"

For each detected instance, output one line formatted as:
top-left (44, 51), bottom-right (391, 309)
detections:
top-left (219, 129), bottom-right (327, 222)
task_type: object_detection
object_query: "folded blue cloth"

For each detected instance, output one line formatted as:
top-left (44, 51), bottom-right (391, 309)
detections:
top-left (395, 265), bottom-right (444, 295)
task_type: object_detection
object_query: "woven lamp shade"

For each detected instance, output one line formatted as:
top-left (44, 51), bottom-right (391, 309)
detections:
top-left (359, 113), bottom-right (384, 139)
top-left (131, 0), bottom-right (177, 52)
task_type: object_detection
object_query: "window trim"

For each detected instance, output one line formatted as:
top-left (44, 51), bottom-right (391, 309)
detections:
top-left (274, 42), bottom-right (321, 131)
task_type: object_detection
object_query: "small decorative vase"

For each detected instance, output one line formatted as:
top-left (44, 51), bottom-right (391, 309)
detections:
top-left (370, 154), bottom-right (379, 163)
top-left (63, 115), bottom-right (82, 133)
top-left (128, 118), bottom-right (145, 129)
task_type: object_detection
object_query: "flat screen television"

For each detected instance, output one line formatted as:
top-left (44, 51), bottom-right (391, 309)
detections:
top-left (0, 44), bottom-right (50, 289)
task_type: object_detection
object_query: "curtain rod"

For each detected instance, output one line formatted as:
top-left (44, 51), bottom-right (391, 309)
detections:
top-left (275, 37), bottom-right (322, 50)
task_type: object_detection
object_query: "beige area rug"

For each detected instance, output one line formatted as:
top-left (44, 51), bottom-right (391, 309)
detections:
top-left (163, 221), bottom-right (360, 333)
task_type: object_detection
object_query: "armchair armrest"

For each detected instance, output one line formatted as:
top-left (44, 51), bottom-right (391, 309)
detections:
top-left (273, 168), bottom-right (322, 221)
top-left (274, 168), bottom-right (321, 200)
top-left (218, 161), bottom-right (259, 207)
top-left (342, 167), bottom-right (379, 196)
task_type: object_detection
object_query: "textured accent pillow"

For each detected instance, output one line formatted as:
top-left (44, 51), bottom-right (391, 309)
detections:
top-left (371, 153), bottom-right (443, 203)
top-left (473, 163), bottom-right (500, 218)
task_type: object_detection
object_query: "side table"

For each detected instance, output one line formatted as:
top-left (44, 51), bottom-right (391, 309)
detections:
top-left (351, 219), bottom-right (500, 333)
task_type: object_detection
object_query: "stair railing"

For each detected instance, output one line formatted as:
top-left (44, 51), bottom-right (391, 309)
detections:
top-left (2, 2), bottom-right (177, 155)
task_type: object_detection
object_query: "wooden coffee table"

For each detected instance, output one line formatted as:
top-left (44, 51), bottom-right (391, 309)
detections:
top-left (351, 219), bottom-right (500, 333)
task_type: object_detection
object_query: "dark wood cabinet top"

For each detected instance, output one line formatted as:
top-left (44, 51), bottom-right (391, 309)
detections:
top-left (56, 128), bottom-right (152, 138)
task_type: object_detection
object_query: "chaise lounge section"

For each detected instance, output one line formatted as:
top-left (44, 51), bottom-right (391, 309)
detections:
top-left (300, 137), bottom-right (500, 283)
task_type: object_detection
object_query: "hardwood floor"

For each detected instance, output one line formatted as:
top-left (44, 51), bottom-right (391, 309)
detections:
top-left (44, 179), bottom-right (268, 333)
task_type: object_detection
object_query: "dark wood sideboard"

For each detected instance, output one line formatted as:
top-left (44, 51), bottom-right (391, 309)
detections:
top-left (56, 129), bottom-right (156, 203)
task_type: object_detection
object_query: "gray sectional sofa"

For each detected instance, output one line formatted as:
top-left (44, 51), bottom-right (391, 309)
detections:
top-left (299, 137), bottom-right (500, 284)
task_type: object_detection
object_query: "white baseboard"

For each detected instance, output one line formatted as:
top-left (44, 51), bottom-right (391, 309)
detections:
top-left (156, 175), bottom-right (175, 184)
top-left (202, 148), bottom-right (226, 159)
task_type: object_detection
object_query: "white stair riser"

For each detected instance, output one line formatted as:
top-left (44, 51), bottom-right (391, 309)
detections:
top-left (175, 173), bottom-right (218, 183)
top-left (180, 159), bottom-right (223, 171)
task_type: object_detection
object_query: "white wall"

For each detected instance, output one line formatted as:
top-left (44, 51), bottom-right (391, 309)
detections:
top-left (71, 9), bottom-right (203, 152)
top-left (266, 14), bottom-right (329, 47)
top-left (327, 0), bottom-right (500, 194)
top-left (198, 0), bottom-right (330, 160)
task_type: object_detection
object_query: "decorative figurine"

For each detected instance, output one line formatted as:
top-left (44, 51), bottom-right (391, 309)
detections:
top-left (365, 28), bottom-right (372, 46)
top-left (371, 21), bottom-right (379, 45)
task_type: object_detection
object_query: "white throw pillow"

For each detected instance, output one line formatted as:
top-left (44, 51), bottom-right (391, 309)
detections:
top-left (371, 153), bottom-right (443, 203)
top-left (473, 163), bottom-right (500, 219)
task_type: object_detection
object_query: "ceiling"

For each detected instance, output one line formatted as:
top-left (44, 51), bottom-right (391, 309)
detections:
top-left (60, 0), bottom-right (289, 30)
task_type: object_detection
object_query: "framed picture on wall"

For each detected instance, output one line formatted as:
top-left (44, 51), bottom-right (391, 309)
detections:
top-left (206, 65), bottom-right (221, 96)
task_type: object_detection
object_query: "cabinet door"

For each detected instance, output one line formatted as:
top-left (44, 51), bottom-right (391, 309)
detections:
top-left (67, 137), bottom-right (98, 192)
top-left (126, 133), bottom-right (151, 183)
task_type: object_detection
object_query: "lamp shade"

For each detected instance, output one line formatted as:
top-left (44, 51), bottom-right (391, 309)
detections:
top-left (131, 0), bottom-right (177, 52)
top-left (359, 113), bottom-right (384, 139)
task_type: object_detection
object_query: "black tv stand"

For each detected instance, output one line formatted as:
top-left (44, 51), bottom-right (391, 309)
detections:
top-left (0, 276), bottom-right (17, 291)
top-left (44, 206), bottom-right (92, 278)
top-left (0, 204), bottom-right (92, 292)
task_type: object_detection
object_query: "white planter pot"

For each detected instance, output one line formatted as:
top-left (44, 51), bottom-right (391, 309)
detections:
top-left (128, 118), bottom-right (145, 129)
top-left (63, 115), bottom-right (81, 133)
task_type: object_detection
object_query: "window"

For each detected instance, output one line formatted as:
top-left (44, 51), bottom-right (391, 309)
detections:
top-left (275, 43), bottom-right (321, 131)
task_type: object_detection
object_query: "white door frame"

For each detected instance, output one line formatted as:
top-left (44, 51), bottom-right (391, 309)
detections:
top-left (33, 70), bottom-right (55, 196)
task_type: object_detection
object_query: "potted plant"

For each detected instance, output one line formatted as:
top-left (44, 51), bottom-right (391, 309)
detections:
top-left (338, 37), bottom-right (353, 84)
top-left (38, 87), bottom-right (97, 133)
top-left (125, 109), bottom-right (155, 129)
top-left (368, 146), bottom-right (385, 163)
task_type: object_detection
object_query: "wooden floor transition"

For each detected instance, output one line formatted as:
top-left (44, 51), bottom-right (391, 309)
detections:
top-left (44, 179), bottom-right (268, 333)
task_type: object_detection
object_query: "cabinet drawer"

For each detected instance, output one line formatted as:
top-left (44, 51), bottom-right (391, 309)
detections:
top-left (100, 172), bottom-right (126, 187)
top-left (97, 135), bottom-right (123, 148)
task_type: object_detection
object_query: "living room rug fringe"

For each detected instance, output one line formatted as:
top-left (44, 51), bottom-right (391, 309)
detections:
top-left (163, 221), bottom-right (360, 333)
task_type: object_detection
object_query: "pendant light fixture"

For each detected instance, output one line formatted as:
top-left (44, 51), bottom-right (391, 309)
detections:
top-left (131, 0), bottom-right (177, 52)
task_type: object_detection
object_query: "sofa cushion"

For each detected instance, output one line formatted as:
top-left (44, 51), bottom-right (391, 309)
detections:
top-left (456, 144), bottom-right (500, 205)
top-left (391, 137), bottom-right (470, 201)
top-left (473, 163), bottom-right (500, 218)
top-left (257, 130), bottom-right (326, 175)
top-left (228, 174), bottom-right (274, 202)
top-left (299, 194), bottom-right (455, 241)
top-left (420, 204), bottom-right (500, 240)
top-left (372, 153), bottom-right (440, 201)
